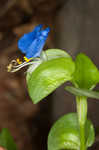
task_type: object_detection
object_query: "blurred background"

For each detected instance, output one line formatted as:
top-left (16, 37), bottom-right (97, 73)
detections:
top-left (0, 0), bottom-right (99, 149)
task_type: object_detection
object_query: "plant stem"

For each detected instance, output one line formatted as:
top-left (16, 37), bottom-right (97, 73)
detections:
top-left (76, 96), bottom-right (87, 150)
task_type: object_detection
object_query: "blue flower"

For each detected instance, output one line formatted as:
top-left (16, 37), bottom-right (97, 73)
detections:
top-left (18, 24), bottom-right (50, 58)
top-left (7, 24), bottom-right (50, 73)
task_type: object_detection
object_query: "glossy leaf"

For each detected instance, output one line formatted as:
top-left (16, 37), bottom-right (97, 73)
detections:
top-left (65, 86), bottom-right (99, 100)
top-left (0, 128), bottom-right (17, 150)
top-left (27, 57), bottom-right (75, 104)
top-left (48, 113), bottom-right (94, 150)
top-left (72, 53), bottom-right (99, 89)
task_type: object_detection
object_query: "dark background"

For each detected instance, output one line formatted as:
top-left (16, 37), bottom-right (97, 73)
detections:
top-left (0, 0), bottom-right (99, 150)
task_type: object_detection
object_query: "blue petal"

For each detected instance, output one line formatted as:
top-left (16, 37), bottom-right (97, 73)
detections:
top-left (25, 38), bottom-right (44, 58)
top-left (18, 24), bottom-right (43, 53)
top-left (26, 27), bottom-right (50, 58)
top-left (40, 27), bottom-right (50, 36)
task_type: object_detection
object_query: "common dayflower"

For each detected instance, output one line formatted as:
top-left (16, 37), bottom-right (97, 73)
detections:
top-left (7, 24), bottom-right (50, 72)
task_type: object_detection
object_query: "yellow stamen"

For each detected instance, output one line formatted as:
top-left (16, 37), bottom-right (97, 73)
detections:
top-left (7, 63), bottom-right (13, 72)
top-left (16, 58), bottom-right (22, 64)
top-left (24, 56), bottom-right (32, 62)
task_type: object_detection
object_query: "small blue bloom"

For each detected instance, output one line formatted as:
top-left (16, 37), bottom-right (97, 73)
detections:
top-left (18, 24), bottom-right (50, 58)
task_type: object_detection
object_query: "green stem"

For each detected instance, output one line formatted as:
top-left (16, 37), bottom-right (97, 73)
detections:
top-left (76, 96), bottom-right (87, 150)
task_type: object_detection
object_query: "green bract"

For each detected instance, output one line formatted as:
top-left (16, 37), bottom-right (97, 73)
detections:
top-left (26, 49), bottom-right (75, 104)
top-left (72, 53), bottom-right (99, 89)
top-left (48, 113), bottom-right (94, 150)
top-left (45, 49), bottom-right (71, 60)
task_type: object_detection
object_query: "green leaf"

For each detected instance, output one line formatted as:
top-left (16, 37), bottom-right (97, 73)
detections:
top-left (65, 86), bottom-right (99, 100)
top-left (48, 113), bottom-right (80, 150)
top-left (85, 119), bottom-right (95, 147)
top-left (27, 57), bottom-right (75, 104)
top-left (72, 53), bottom-right (99, 89)
top-left (48, 113), bottom-right (94, 150)
top-left (0, 128), bottom-right (17, 150)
